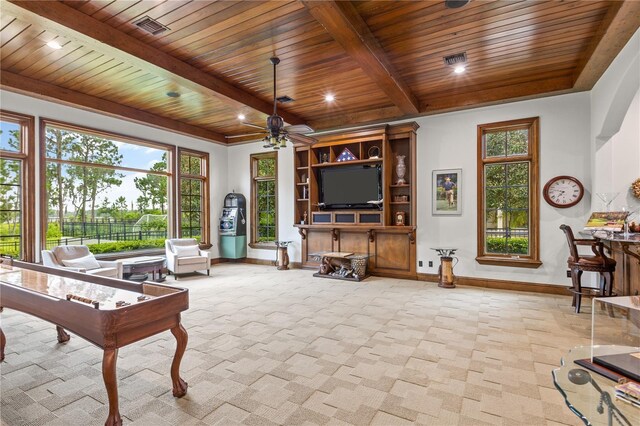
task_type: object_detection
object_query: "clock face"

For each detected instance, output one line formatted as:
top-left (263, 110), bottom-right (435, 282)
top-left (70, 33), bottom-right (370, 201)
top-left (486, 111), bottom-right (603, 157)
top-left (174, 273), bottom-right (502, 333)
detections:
top-left (543, 176), bottom-right (584, 208)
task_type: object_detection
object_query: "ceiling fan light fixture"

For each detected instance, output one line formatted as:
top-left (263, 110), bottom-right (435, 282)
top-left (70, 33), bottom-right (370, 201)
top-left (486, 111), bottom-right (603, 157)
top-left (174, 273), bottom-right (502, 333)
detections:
top-left (262, 136), bottom-right (272, 149)
top-left (267, 114), bottom-right (284, 133)
top-left (236, 56), bottom-right (312, 149)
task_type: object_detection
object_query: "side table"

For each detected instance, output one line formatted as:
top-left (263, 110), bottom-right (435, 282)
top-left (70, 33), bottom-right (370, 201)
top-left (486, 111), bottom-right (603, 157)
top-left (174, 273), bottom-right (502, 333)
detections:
top-left (119, 256), bottom-right (166, 282)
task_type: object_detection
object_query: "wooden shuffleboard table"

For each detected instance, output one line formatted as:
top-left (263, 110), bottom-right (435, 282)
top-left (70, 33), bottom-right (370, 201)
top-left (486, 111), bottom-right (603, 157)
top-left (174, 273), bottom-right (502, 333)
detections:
top-left (0, 259), bottom-right (189, 426)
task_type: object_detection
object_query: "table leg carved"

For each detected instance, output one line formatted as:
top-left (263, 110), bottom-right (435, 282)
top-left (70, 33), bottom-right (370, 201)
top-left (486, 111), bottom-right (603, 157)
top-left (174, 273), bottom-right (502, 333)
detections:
top-left (0, 326), bottom-right (5, 362)
top-left (170, 323), bottom-right (189, 397)
top-left (102, 348), bottom-right (122, 426)
top-left (56, 326), bottom-right (70, 343)
top-left (0, 261), bottom-right (190, 426)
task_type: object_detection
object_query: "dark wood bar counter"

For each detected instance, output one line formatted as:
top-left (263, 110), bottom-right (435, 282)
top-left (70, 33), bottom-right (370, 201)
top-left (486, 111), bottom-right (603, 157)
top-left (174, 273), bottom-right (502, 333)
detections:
top-left (593, 233), bottom-right (640, 296)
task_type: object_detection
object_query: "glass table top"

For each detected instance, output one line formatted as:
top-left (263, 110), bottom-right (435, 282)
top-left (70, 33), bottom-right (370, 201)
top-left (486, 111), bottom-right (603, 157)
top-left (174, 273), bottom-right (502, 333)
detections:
top-left (553, 345), bottom-right (639, 426)
top-left (430, 248), bottom-right (458, 257)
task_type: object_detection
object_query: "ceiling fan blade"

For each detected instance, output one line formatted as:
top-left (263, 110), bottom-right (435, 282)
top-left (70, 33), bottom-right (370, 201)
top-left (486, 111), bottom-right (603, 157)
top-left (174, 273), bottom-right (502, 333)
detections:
top-left (284, 124), bottom-right (314, 133)
top-left (241, 122), bottom-right (267, 130)
top-left (287, 133), bottom-right (316, 145)
top-left (226, 132), bottom-right (266, 139)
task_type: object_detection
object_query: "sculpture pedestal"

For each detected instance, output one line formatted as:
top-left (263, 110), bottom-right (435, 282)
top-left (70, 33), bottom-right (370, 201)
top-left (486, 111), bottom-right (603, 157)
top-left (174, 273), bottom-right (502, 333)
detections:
top-left (431, 248), bottom-right (458, 288)
top-left (274, 241), bottom-right (292, 270)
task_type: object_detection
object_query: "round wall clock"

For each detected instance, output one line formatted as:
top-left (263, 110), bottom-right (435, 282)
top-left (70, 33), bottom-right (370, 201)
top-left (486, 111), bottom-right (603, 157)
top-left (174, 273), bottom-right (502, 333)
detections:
top-left (543, 176), bottom-right (584, 208)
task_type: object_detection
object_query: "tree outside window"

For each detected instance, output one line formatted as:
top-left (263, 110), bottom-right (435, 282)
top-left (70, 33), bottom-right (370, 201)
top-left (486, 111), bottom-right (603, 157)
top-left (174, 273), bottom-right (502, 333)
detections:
top-left (477, 118), bottom-right (541, 268)
top-left (250, 152), bottom-right (277, 246)
top-left (43, 121), bottom-right (171, 254)
top-left (0, 111), bottom-right (34, 261)
top-left (178, 149), bottom-right (209, 242)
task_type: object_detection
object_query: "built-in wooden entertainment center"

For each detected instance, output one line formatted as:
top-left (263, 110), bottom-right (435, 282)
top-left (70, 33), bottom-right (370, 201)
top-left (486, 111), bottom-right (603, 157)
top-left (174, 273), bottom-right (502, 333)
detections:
top-left (294, 122), bottom-right (418, 278)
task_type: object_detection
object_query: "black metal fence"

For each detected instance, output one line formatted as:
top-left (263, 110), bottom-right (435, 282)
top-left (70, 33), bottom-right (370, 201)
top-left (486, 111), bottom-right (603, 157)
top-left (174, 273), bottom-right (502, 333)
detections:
top-left (58, 220), bottom-right (141, 237)
top-left (486, 228), bottom-right (529, 238)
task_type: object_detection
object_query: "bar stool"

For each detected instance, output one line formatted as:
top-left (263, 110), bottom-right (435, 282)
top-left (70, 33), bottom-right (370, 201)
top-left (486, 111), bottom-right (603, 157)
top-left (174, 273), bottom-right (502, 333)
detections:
top-left (560, 225), bottom-right (616, 313)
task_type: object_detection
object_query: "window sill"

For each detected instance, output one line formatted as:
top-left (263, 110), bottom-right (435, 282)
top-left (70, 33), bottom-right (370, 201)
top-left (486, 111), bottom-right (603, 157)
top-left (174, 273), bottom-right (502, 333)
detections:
top-left (95, 248), bottom-right (165, 261)
top-left (249, 242), bottom-right (276, 251)
top-left (476, 256), bottom-right (542, 269)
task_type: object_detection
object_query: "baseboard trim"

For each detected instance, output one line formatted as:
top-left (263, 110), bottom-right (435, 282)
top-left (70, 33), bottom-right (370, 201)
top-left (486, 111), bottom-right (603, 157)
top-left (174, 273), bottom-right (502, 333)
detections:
top-left (417, 272), bottom-right (569, 295)
top-left (212, 257), bottom-right (302, 269)
top-left (211, 258), bottom-right (568, 295)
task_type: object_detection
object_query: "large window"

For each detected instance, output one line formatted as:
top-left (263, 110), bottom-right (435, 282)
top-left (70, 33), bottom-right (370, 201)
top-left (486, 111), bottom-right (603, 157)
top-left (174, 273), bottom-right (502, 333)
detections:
top-left (0, 111), bottom-right (34, 261)
top-left (42, 120), bottom-right (174, 255)
top-left (250, 152), bottom-right (277, 247)
top-left (178, 149), bottom-right (209, 242)
top-left (477, 117), bottom-right (540, 268)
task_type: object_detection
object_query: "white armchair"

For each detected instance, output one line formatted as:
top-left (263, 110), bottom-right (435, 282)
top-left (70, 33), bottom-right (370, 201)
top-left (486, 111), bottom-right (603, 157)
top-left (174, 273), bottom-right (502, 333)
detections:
top-left (42, 245), bottom-right (123, 279)
top-left (165, 238), bottom-right (211, 279)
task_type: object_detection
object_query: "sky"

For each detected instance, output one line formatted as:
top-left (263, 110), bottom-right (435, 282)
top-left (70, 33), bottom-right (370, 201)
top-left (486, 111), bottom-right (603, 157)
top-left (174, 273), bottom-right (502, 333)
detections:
top-left (0, 121), bottom-right (20, 151)
top-left (51, 139), bottom-right (167, 213)
top-left (2, 121), bottom-right (168, 213)
top-left (82, 142), bottom-right (166, 210)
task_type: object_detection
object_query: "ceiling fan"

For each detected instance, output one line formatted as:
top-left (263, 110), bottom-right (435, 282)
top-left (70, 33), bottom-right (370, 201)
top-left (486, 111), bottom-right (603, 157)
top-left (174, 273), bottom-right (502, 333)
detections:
top-left (232, 57), bottom-right (314, 149)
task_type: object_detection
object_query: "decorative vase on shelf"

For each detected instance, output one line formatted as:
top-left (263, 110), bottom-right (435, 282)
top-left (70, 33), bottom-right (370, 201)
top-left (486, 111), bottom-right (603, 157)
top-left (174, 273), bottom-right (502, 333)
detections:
top-left (395, 154), bottom-right (406, 185)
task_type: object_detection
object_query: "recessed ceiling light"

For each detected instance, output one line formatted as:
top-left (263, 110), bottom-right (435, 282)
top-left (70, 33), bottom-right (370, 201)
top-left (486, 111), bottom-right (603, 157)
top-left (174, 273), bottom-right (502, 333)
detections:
top-left (238, 114), bottom-right (246, 121)
top-left (445, 0), bottom-right (470, 9)
top-left (46, 40), bottom-right (62, 50)
top-left (325, 94), bottom-right (335, 102)
top-left (454, 65), bottom-right (466, 74)
top-left (166, 91), bottom-right (180, 98)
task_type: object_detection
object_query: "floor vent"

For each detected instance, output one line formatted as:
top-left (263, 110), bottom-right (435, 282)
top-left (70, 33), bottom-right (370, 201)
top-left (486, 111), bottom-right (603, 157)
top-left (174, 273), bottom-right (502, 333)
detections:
top-left (134, 16), bottom-right (169, 36)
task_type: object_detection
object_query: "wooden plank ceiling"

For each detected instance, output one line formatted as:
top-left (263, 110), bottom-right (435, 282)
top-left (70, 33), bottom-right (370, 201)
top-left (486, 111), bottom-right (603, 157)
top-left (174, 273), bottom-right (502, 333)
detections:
top-left (1, 0), bottom-right (639, 144)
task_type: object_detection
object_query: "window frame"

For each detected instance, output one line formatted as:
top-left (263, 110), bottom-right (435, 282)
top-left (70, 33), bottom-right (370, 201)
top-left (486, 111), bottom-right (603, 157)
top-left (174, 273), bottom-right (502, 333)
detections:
top-left (177, 147), bottom-right (210, 243)
top-left (476, 117), bottom-right (541, 268)
top-left (39, 118), bottom-right (177, 252)
top-left (249, 152), bottom-right (278, 249)
top-left (0, 110), bottom-right (35, 262)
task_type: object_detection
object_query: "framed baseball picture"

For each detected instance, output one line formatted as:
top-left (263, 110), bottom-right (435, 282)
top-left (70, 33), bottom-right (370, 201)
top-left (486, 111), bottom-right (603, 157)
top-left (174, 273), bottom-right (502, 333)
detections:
top-left (433, 169), bottom-right (462, 215)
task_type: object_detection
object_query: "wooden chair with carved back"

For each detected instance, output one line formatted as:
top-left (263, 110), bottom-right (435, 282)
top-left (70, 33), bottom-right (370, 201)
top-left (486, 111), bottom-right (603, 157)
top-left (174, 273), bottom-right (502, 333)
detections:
top-left (560, 225), bottom-right (616, 313)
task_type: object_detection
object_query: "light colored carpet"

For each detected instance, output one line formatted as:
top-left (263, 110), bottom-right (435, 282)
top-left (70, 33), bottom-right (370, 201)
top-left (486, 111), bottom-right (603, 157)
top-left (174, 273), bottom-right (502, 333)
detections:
top-left (1, 263), bottom-right (592, 425)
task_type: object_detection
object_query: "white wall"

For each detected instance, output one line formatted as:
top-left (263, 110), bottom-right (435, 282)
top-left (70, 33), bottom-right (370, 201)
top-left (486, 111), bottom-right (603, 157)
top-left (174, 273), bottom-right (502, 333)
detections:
top-left (591, 28), bottom-right (640, 213)
top-left (226, 141), bottom-right (299, 262)
top-left (0, 90), bottom-right (229, 259)
top-left (228, 93), bottom-right (592, 285)
top-left (414, 93), bottom-right (591, 285)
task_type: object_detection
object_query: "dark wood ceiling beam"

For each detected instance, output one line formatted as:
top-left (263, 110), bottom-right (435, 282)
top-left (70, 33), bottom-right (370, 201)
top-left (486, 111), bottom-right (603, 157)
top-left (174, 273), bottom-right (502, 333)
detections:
top-left (3, 0), bottom-right (306, 126)
top-left (301, 0), bottom-right (419, 115)
top-left (0, 70), bottom-right (228, 144)
top-left (572, 0), bottom-right (640, 91)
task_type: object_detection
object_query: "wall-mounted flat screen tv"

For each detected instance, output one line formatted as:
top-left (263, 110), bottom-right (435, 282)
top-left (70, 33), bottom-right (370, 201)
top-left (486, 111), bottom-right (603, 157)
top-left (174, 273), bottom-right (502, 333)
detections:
top-left (320, 165), bottom-right (382, 209)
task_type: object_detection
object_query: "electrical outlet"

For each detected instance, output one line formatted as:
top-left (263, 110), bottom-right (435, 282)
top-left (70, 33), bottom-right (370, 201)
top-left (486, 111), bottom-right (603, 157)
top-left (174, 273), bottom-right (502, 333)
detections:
top-left (428, 261), bottom-right (433, 267)
top-left (566, 270), bottom-right (571, 278)
top-left (418, 261), bottom-right (423, 267)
